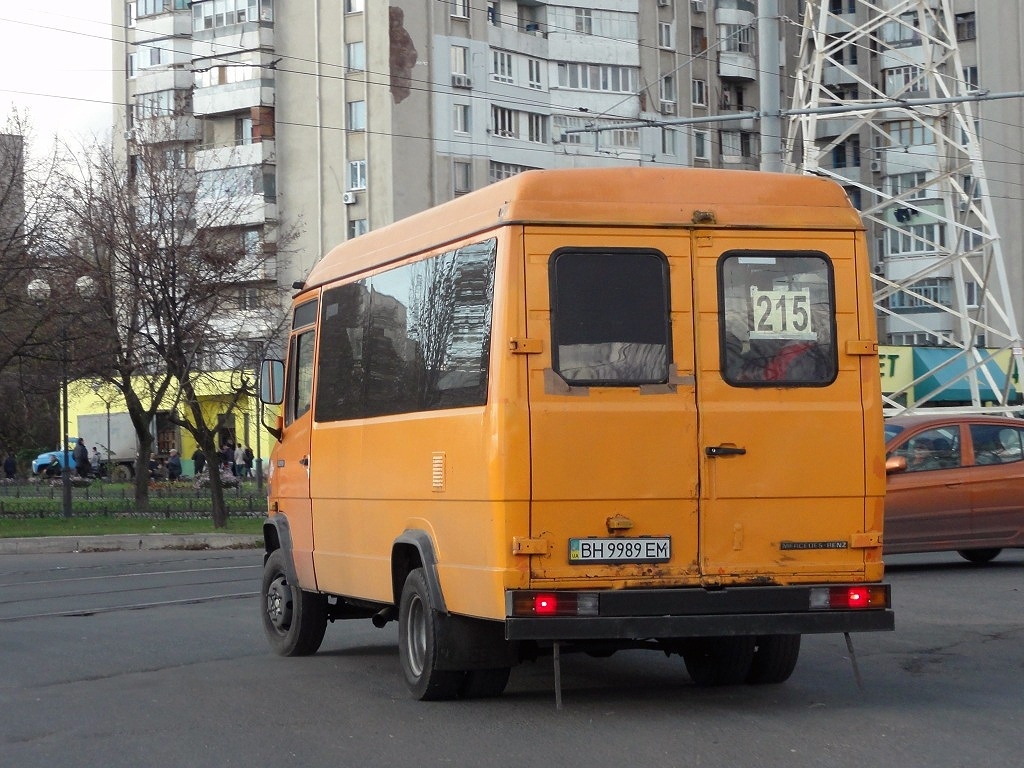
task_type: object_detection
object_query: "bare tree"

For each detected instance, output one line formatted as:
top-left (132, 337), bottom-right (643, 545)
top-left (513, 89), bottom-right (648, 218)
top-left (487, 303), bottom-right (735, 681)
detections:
top-left (0, 111), bottom-right (79, 457)
top-left (50, 118), bottom-right (298, 524)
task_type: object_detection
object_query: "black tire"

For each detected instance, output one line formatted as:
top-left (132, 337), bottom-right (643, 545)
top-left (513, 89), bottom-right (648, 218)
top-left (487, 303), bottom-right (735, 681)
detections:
top-left (683, 636), bottom-right (756, 686)
top-left (398, 568), bottom-right (463, 701)
top-left (261, 549), bottom-right (328, 656)
top-left (746, 634), bottom-right (801, 685)
top-left (957, 548), bottom-right (1001, 564)
top-left (111, 464), bottom-right (133, 482)
top-left (460, 667), bottom-right (511, 699)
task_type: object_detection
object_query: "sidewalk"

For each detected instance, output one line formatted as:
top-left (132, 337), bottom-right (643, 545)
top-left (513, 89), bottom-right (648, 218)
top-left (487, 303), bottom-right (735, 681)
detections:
top-left (0, 533), bottom-right (262, 555)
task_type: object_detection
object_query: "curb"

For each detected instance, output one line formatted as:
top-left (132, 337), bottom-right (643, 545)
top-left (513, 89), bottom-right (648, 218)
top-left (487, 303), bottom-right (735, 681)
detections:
top-left (0, 533), bottom-right (263, 555)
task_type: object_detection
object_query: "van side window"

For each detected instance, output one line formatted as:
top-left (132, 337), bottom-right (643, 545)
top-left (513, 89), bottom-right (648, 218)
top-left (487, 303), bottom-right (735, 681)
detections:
top-left (314, 239), bottom-right (497, 421)
top-left (288, 330), bottom-right (315, 424)
top-left (719, 252), bottom-right (837, 386)
top-left (550, 249), bottom-right (671, 386)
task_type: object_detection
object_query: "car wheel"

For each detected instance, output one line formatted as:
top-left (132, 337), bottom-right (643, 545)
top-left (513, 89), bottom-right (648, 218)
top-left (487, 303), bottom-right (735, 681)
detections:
top-left (460, 667), bottom-right (511, 699)
top-left (957, 548), bottom-right (1001, 565)
top-left (746, 634), bottom-right (801, 684)
top-left (261, 549), bottom-right (328, 656)
top-left (683, 636), bottom-right (756, 686)
top-left (398, 568), bottom-right (463, 700)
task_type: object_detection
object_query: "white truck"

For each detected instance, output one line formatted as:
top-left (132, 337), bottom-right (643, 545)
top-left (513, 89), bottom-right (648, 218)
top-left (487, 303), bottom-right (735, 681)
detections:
top-left (77, 412), bottom-right (141, 480)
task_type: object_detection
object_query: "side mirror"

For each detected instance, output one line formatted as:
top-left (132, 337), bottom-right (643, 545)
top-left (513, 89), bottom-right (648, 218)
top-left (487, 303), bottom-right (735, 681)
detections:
top-left (885, 455), bottom-right (907, 475)
top-left (260, 359), bottom-right (284, 405)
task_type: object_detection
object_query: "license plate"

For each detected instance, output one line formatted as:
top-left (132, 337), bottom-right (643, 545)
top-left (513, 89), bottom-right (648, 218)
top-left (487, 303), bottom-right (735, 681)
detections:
top-left (568, 537), bottom-right (671, 564)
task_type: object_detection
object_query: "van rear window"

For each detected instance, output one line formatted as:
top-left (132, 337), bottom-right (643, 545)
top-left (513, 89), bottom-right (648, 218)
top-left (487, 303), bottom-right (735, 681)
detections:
top-left (550, 249), bottom-right (671, 386)
top-left (719, 252), bottom-right (837, 386)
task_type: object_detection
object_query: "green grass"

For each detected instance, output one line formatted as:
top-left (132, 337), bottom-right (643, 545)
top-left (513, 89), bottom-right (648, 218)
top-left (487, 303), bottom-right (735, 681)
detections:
top-left (0, 515), bottom-right (264, 539)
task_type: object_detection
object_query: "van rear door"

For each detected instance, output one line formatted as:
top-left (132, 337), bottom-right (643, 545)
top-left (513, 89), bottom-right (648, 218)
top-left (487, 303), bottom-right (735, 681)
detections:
top-left (694, 232), bottom-right (872, 582)
top-left (524, 228), bottom-right (700, 584)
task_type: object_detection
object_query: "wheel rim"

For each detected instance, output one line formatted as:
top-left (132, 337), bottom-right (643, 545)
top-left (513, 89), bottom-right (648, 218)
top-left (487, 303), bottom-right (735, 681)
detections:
top-left (266, 574), bottom-right (293, 634)
top-left (405, 592), bottom-right (427, 678)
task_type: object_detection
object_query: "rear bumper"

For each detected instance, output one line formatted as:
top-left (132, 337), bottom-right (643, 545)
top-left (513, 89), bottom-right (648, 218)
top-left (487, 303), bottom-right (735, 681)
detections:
top-left (505, 584), bottom-right (894, 641)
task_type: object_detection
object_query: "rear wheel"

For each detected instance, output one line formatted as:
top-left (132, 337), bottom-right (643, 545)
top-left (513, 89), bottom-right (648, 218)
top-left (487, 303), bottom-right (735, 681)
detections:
top-left (683, 636), bottom-right (756, 686)
top-left (261, 549), bottom-right (328, 656)
top-left (460, 667), bottom-right (511, 699)
top-left (746, 634), bottom-right (801, 685)
top-left (398, 568), bottom-right (463, 701)
top-left (957, 548), bottom-right (1001, 564)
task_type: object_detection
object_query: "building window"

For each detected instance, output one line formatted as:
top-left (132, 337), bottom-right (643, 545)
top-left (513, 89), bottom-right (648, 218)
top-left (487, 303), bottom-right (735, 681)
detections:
top-left (721, 24), bottom-right (754, 53)
top-left (348, 160), bottom-right (367, 190)
top-left (721, 130), bottom-right (753, 159)
top-left (489, 161), bottom-right (535, 182)
top-left (884, 65), bottom-right (924, 96)
top-left (660, 75), bottom-right (676, 104)
top-left (191, 0), bottom-right (272, 31)
top-left (348, 219), bottom-right (368, 238)
top-left (887, 119), bottom-right (933, 147)
top-left (661, 128), bottom-right (677, 156)
top-left (450, 45), bottom-right (469, 76)
top-left (691, 26), bottom-right (707, 54)
top-left (830, 136), bottom-right (859, 169)
top-left (451, 0), bottom-right (470, 18)
top-left (453, 160), bottom-right (471, 195)
top-left (453, 103), bottom-right (470, 133)
top-left (491, 106), bottom-right (516, 138)
top-left (347, 100), bottom-right (366, 131)
top-left (691, 78), bottom-right (707, 106)
top-left (889, 171), bottom-right (930, 200)
top-left (527, 113), bottom-right (546, 144)
top-left (694, 130), bottom-right (709, 160)
top-left (962, 66), bottom-right (979, 93)
top-left (235, 115), bottom-right (254, 145)
top-left (492, 50), bottom-right (514, 84)
top-left (556, 63), bottom-right (638, 94)
top-left (955, 12), bottom-right (976, 41)
top-left (527, 58), bottom-right (543, 89)
top-left (659, 22), bottom-right (674, 49)
top-left (888, 278), bottom-right (953, 310)
top-left (346, 41), bottom-right (365, 71)
top-left (575, 9), bottom-right (592, 35)
top-left (345, 0), bottom-right (364, 12)
top-left (887, 223), bottom-right (946, 257)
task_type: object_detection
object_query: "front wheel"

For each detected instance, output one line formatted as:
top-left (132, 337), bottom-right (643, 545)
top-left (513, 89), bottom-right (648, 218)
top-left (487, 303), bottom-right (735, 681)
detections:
top-left (398, 568), bottom-right (463, 700)
top-left (957, 548), bottom-right (1001, 565)
top-left (261, 549), bottom-right (327, 656)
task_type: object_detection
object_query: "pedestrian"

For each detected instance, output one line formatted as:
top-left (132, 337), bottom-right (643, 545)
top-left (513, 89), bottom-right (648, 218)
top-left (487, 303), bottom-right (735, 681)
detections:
top-left (234, 443), bottom-right (245, 478)
top-left (3, 451), bottom-right (16, 480)
top-left (220, 444), bottom-right (233, 473)
top-left (192, 447), bottom-right (206, 476)
top-left (73, 438), bottom-right (90, 478)
top-left (166, 449), bottom-right (182, 481)
top-left (91, 447), bottom-right (102, 476)
top-left (243, 445), bottom-right (254, 478)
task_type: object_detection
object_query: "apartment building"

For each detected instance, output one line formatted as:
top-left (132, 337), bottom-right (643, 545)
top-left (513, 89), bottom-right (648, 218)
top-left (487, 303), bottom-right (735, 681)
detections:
top-left (111, 1), bottom-right (1022, 354)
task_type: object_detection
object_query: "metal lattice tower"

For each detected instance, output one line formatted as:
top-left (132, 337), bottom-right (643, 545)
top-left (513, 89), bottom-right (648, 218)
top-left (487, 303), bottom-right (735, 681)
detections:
top-left (786, 0), bottom-right (1023, 413)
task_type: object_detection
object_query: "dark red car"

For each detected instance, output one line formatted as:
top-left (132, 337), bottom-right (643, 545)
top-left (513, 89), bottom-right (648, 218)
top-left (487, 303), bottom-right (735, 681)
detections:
top-left (884, 414), bottom-right (1024, 563)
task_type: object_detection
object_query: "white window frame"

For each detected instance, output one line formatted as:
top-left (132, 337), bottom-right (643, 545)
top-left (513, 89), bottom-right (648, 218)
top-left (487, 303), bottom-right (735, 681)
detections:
top-left (691, 78), bottom-right (707, 106)
top-left (453, 160), bottom-right (472, 194)
top-left (492, 50), bottom-right (514, 84)
top-left (694, 130), bottom-right (709, 160)
top-left (658, 22), bottom-right (674, 49)
top-left (450, 45), bottom-right (469, 76)
top-left (451, 0), bottom-right (470, 18)
top-left (348, 160), bottom-right (367, 190)
top-left (453, 103), bottom-right (470, 134)
top-left (491, 106), bottom-right (516, 138)
top-left (346, 41), bottom-right (366, 71)
top-left (347, 100), bottom-right (366, 131)
top-left (527, 58), bottom-right (543, 89)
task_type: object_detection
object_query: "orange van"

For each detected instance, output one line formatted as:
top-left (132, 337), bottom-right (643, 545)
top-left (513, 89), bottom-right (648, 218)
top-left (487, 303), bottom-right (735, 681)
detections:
top-left (259, 167), bottom-right (893, 699)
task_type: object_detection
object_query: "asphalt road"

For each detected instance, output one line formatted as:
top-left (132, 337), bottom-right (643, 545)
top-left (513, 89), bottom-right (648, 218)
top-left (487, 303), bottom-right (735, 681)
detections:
top-left (0, 548), bottom-right (1021, 768)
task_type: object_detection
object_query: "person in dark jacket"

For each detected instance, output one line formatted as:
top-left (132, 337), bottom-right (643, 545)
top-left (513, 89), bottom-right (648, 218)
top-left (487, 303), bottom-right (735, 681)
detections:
top-left (166, 449), bottom-right (182, 481)
top-left (192, 448), bottom-right (206, 476)
top-left (73, 438), bottom-right (90, 477)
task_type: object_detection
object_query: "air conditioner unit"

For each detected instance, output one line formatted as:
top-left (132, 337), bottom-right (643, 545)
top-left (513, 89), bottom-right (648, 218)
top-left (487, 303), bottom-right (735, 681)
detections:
top-left (123, 129), bottom-right (136, 141)
top-left (869, 159), bottom-right (882, 172)
top-left (451, 74), bottom-right (472, 89)
top-left (342, 191), bottom-right (356, 205)
top-left (691, 0), bottom-right (706, 13)
top-left (658, 0), bottom-right (670, 7)
top-left (873, 264), bottom-right (885, 275)
top-left (660, 100), bottom-right (678, 116)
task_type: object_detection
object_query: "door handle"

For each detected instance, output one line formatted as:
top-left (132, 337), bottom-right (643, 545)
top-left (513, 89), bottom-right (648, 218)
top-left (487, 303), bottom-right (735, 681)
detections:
top-left (706, 445), bottom-right (746, 457)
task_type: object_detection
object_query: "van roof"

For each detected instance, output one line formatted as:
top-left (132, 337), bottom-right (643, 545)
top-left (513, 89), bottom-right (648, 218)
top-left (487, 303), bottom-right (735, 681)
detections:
top-left (302, 167), bottom-right (863, 291)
